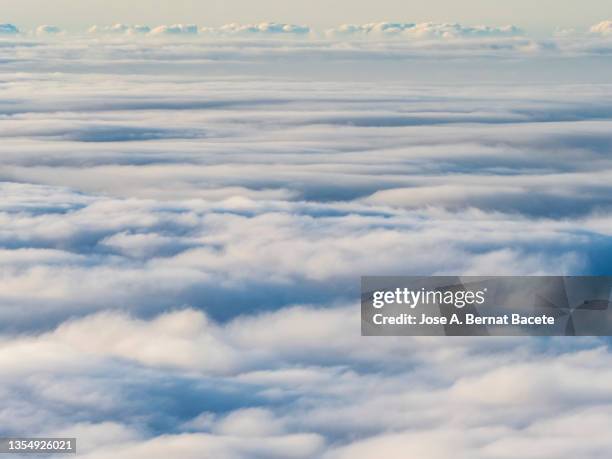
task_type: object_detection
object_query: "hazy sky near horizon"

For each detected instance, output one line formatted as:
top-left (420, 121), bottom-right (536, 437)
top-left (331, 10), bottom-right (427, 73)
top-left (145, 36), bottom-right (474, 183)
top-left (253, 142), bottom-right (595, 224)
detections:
top-left (1, 0), bottom-right (611, 33)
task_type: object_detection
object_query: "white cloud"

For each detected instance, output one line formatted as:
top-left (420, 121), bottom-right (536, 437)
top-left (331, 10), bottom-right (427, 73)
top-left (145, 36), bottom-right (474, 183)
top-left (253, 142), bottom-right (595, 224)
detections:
top-left (88, 24), bottom-right (151, 35)
top-left (50, 422), bottom-right (143, 455)
top-left (3, 71), bottom-right (612, 325)
top-left (79, 432), bottom-right (325, 459)
top-left (213, 408), bottom-right (287, 437)
top-left (326, 22), bottom-right (523, 39)
top-left (36, 25), bottom-right (62, 35)
top-left (150, 24), bottom-right (198, 35)
top-left (590, 20), bottom-right (612, 36)
top-left (0, 306), bottom-right (610, 457)
top-left (202, 22), bottom-right (311, 36)
top-left (2, 34), bottom-right (612, 459)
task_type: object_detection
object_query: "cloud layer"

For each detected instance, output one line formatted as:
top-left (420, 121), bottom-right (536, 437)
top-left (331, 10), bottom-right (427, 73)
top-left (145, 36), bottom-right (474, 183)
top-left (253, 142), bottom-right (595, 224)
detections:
top-left (1, 29), bottom-right (612, 459)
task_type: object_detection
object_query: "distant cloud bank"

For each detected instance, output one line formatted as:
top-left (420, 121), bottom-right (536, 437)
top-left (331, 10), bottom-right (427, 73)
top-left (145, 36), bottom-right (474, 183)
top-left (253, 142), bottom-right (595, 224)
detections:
top-left (325, 22), bottom-right (522, 39)
top-left (1, 20), bottom-right (612, 41)
top-left (88, 24), bottom-right (150, 34)
top-left (88, 22), bottom-right (310, 37)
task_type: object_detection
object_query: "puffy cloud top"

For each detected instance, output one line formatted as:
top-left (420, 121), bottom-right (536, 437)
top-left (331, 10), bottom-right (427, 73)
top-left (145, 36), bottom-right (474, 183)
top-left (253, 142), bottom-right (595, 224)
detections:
top-left (88, 24), bottom-right (151, 35)
top-left (329, 22), bottom-right (417, 37)
top-left (88, 23), bottom-right (198, 36)
top-left (204, 22), bottom-right (310, 36)
top-left (326, 22), bottom-right (522, 39)
top-left (590, 20), bottom-right (612, 36)
top-left (79, 22), bottom-right (310, 38)
top-left (0, 23), bottom-right (19, 34)
top-left (9, 21), bottom-right (612, 41)
top-left (150, 24), bottom-right (198, 35)
top-left (36, 25), bottom-right (62, 35)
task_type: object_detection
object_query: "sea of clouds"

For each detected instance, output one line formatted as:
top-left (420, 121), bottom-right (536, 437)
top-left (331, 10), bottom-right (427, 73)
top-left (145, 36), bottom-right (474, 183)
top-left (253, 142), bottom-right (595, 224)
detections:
top-left (1, 19), bottom-right (612, 458)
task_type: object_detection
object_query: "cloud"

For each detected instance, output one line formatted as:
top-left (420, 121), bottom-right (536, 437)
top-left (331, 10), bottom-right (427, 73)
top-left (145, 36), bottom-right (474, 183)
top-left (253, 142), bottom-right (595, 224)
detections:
top-left (0, 179), bottom-right (590, 327)
top-left (326, 22), bottom-right (523, 39)
top-left (2, 34), bottom-right (612, 459)
top-left (79, 432), bottom-right (326, 459)
top-left (590, 20), bottom-right (612, 36)
top-left (35, 25), bottom-right (62, 35)
top-left (212, 408), bottom-right (287, 436)
top-left (202, 22), bottom-right (311, 36)
top-left (150, 24), bottom-right (198, 35)
top-left (0, 305), bottom-right (610, 457)
top-left (4, 67), bottom-right (612, 329)
top-left (88, 24), bottom-right (151, 35)
top-left (0, 23), bottom-right (19, 34)
top-left (322, 408), bottom-right (612, 459)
